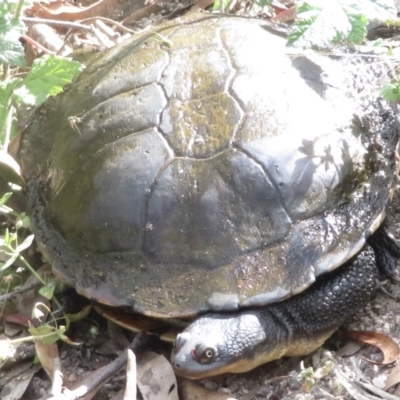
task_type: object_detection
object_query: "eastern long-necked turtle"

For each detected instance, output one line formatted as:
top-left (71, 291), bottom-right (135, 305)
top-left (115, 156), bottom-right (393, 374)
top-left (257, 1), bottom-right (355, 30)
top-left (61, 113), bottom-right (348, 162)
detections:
top-left (18, 13), bottom-right (400, 379)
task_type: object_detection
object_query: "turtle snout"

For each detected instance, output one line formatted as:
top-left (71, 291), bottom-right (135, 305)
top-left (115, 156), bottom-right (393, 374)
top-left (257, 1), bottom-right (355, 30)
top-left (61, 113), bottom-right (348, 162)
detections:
top-left (174, 332), bottom-right (190, 353)
top-left (171, 332), bottom-right (192, 370)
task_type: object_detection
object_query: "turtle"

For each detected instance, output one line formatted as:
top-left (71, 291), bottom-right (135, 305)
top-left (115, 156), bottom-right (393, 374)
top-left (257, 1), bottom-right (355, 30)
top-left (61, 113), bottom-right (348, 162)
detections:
top-left (18, 12), bottom-right (400, 379)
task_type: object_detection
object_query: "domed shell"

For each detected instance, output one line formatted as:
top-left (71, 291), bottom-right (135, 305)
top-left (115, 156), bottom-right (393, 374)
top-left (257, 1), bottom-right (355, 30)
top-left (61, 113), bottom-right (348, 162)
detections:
top-left (19, 14), bottom-right (399, 318)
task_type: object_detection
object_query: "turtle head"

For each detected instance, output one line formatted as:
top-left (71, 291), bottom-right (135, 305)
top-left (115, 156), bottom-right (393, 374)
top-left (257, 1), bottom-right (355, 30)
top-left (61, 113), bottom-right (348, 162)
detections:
top-left (171, 311), bottom-right (281, 379)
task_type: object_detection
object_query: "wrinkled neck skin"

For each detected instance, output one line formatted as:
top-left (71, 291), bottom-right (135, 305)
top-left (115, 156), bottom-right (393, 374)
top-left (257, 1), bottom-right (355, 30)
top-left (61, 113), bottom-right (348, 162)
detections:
top-left (171, 245), bottom-right (383, 379)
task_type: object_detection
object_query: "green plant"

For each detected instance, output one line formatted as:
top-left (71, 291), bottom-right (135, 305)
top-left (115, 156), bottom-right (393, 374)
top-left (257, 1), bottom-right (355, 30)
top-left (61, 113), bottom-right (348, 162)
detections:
top-left (0, 0), bottom-right (83, 152)
top-left (288, 0), bottom-right (397, 48)
top-left (0, 0), bottom-right (83, 333)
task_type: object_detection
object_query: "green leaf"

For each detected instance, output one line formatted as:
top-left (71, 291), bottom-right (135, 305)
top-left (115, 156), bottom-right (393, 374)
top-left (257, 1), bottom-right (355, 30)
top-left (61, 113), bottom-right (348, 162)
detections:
top-left (0, 0), bottom-right (32, 15)
top-left (4, 228), bottom-right (10, 245)
top-left (14, 55), bottom-right (84, 106)
top-left (0, 192), bottom-right (12, 207)
top-left (1, 253), bottom-right (18, 270)
top-left (0, 78), bottom-right (22, 146)
top-left (65, 304), bottom-right (92, 323)
top-left (39, 281), bottom-right (56, 300)
top-left (289, 0), bottom-right (397, 48)
top-left (381, 81), bottom-right (400, 103)
top-left (0, 30), bottom-right (25, 67)
top-left (29, 324), bottom-right (63, 345)
top-left (347, 0), bottom-right (396, 19)
top-left (289, 1), bottom-right (351, 48)
top-left (15, 233), bottom-right (34, 253)
top-left (0, 77), bottom-right (22, 110)
top-left (17, 214), bottom-right (31, 229)
top-left (346, 13), bottom-right (368, 44)
top-left (0, 0), bottom-right (29, 67)
top-left (213, 0), bottom-right (234, 11)
top-left (252, 0), bottom-right (273, 5)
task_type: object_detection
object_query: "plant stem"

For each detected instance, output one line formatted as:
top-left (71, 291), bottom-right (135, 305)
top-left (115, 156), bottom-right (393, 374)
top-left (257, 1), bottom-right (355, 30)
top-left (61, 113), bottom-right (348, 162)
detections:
top-left (2, 103), bottom-right (14, 152)
top-left (14, 0), bottom-right (25, 20)
top-left (1, 63), bottom-right (9, 81)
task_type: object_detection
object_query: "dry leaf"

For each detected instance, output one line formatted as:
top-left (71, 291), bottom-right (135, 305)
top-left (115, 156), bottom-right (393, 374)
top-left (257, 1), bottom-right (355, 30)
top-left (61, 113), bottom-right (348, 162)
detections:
top-left (66, 365), bottom-right (109, 400)
top-left (345, 331), bottom-right (400, 365)
top-left (385, 362), bottom-right (400, 390)
top-left (33, 339), bottom-right (67, 381)
top-left (336, 341), bottom-right (363, 358)
top-left (191, 0), bottom-right (215, 10)
top-left (0, 152), bottom-right (21, 178)
top-left (137, 352), bottom-right (178, 400)
top-left (122, 2), bottom-right (163, 25)
top-left (0, 366), bottom-right (40, 400)
top-left (31, 0), bottom-right (117, 21)
top-left (5, 314), bottom-right (32, 327)
top-left (272, 6), bottom-right (297, 23)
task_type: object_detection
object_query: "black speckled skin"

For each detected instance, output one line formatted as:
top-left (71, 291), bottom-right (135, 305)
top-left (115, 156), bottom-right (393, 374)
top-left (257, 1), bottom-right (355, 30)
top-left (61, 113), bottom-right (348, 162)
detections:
top-left (172, 228), bottom-right (398, 378)
top-left (269, 246), bottom-right (378, 342)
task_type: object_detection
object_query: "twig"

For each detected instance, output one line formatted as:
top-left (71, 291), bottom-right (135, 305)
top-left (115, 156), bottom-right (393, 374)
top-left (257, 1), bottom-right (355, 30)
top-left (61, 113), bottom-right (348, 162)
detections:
top-left (38, 334), bottom-right (144, 400)
top-left (335, 368), bottom-right (382, 400)
top-left (51, 357), bottom-right (64, 396)
top-left (21, 34), bottom-right (54, 54)
top-left (21, 16), bottom-right (136, 35)
top-left (0, 281), bottom-right (41, 303)
top-left (21, 17), bottom-right (93, 32)
top-left (123, 349), bottom-right (137, 400)
top-left (357, 382), bottom-right (400, 400)
top-left (79, 16), bottom-right (136, 34)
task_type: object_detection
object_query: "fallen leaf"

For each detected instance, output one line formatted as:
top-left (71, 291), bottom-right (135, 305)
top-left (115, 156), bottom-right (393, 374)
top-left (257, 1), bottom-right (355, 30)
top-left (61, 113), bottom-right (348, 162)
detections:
top-left (192, 0), bottom-right (214, 10)
top-left (66, 365), bottom-right (109, 400)
top-left (31, 0), bottom-right (117, 21)
top-left (0, 153), bottom-right (21, 179)
top-left (0, 367), bottom-right (39, 400)
top-left (33, 339), bottom-right (67, 382)
top-left (336, 341), bottom-right (363, 358)
top-left (272, 6), bottom-right (297, 23)
top-left (4, 314), bottom-right (32, 327)
top-left (345, 331), bottom-right (400, 365)
top-left (122, 2), bottom-right (163, 25)
top-left (137, 352), bottom-right (178, 400)
top-left (385, 361), bottom-right (400, 389)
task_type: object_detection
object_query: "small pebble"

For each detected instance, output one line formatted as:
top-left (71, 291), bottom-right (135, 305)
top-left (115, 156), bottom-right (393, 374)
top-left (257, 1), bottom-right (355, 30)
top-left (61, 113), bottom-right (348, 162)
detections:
top-left (372, 375), bottom-right (386, 389)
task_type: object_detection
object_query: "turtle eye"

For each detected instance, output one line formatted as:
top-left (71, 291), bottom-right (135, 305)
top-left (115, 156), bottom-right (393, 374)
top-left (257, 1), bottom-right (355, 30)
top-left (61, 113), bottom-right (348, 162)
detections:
top-left (194, 346), bottom-right (217, 364)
